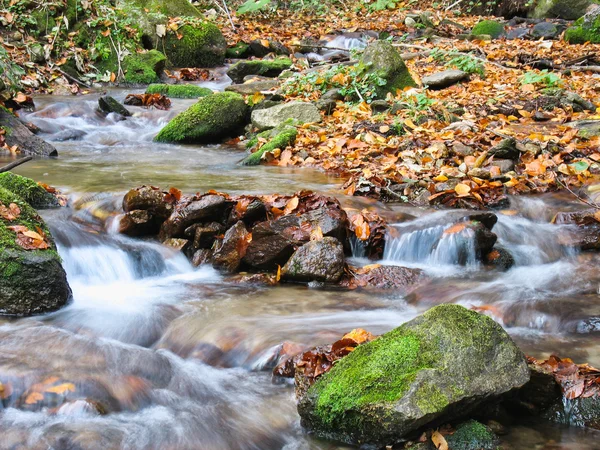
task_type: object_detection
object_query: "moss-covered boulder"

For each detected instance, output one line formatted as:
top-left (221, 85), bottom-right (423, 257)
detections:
top-left (0, 187), bottom-right (71, 316)
top-left (531, 0), bottom-right (596, 20)
top-left (241, 125), bottom-right (297, 165)
top-left (226, 41), bottom-right (251, 59)
top-left (227, 58), bottom-right (293, 84)
top-left (446, 420), bottom-right (500, 450)
top-left (122, 50), bottom-right (167, 84)
top-left (565, 8), bottom-right (600, 43)
top-left (146, 83), bottom-right (213, 98)
top-left (297, 304), bottom-right (529, 446)
top-left (359, 41), bottom-right (416, 100)
top-left (163, 23), bottom-right (226, 68)
top-left (471, 20), bottom-right (506, 38)
top-left (154, 92), bottom-right (248, 144)
top-left (0, 173), bottom-right (60, 209)
top-left (120, 0), bottom-right (202, 17)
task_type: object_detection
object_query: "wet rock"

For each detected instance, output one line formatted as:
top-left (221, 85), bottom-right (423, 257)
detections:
top-left (0, 187), bottom-right (71, 316)
top-left (359, 40), bottom-right (416, 99)
top-left (489, 137), bottom-right (520, 160)
top-left (0, 107), bottom-right (58, 157)
top-left (122, 186), bottom-right (173, 220)
top-left (350, 265), bottom-right (425, 290)
top-left (163, 238), bottom-right (189, 252)
top-left (98, 96), bottom-right (132, 117)
top-left (161, 194), bottom-right (233, 238)
top-left (228, 199), bottom-right (267, 226)
top-left (531, 22), bottom-right (562, 39)
top-left (53, 129), bottom-right (87, 141)
top-left (484, 247), bottom-right (515, 270)
top-left (225, 79), bottom-right (279, 95)
top-left (251, 101), bottom-right (321, 131)
top-left (553, 208), bottom-right (600, 250)
top-left (282, 237), bottom-right (345, 283)
top-left (226, 58), bottom-right (292, 83)
top-left (243, 215), bottom-right (302, 270)
top-left (192, 248), bottom-right (213, 266)
top-left (212, 221), bottom-right (249, 273)
top-left (297, 304), bottom-right (530, 446)
top-left (186, 221), bottom-right (224, 249)
top-left (507, 27), bottom-right (530, 39)
top-left (118, 210), bottom-right (158, 236)
top-left (467, 212), bottom-right (498, 230)
top-left (154, 92), bottom-right (248, 144)
top-left (446, 420), bottom-right (500, 450)
top-left (0, 172), bottom-right (60, 208)
top-left (162, 23), bottom-right (226, 68)
top-left (422, 69), bottom-right (469, 90)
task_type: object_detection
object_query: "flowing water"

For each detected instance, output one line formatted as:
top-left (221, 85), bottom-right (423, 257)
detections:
top-left (1, 85), bottom-right (600, 449)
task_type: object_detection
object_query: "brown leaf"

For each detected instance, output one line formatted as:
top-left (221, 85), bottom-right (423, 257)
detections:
top-left (0, 202), bottom-right (20, 221)
top-left (432, 431), bottom-right (448, 450)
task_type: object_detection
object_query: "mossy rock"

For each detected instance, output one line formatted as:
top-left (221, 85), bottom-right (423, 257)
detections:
top-left (154, 92), bottom-right (248, 144)
top-left (0, 187), bottom-right (71, 316)
top-left (122, 50), bottom-right (167, 84)
top-left (146, 83), bottom-right (213, 98)
top-left (359, 41), bottom-right (416, 100)
top-left (530, 0), bottom-right (596, 20)
top-left (163, 23), bottom-right (226, 68)
top-left (0, 173), bottom-right (60, 209)
top-left (226, 58), bottom-right (293, 84)
top-left (471, 20), bottom-right (506, 39)
top-left (226, 41), bottom-right (251, 59)
top-left (565, 9), bottom-right (600, 43)
top-left (446, 420), bottom-right (500, 450)
top-left (241, 125), bottom-right (297, 165)
top-left (298, 304), bottom-right (529, 446)
top-left (119, 0), bottom-right (202, 17)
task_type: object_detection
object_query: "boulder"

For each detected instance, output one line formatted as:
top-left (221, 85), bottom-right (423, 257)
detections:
top-left (146, 84), bottom-right (212, 99)
top-left (160, 194), bottom-right (234, 238)
top-left (227, 58), bottom-right (292, 84)
top-left (118, 210), bottom-right (158, 236)
top-left (122, 185), bottom-right (173, 220)
top-left (531, 22), bottom-right (562, 39)
top-left (226, 41), bottom-right (251, 59)
top-left (553, 208), bottom-right (600, 250)
top-left (531, 0), bottom-right (595, 20)
top-left (212, 221), bottom-right (249, 273)
top-left (186, 221), bottom-right (224, 249)
top-left (422, 70), bottom-right (469, 90)
top-left (0, 173), bottom-right (60, 209)
top-left (243, 215), bottom-right (302, 270)
top-left (163, 23), bottom-right (226, 67)
top-left (154, 92), bottom-right (248, 144)
top-left (566, 120), bottom-right (600, 138)
top-left (98, 96), bottom-right (132, 117)
top-left (565, 7), bottom-right (600, 43)
top-left (225, 79), bottom-right (279, 95)
top-left (282, 237), bottom-right (345, 282)
top-left (241, 125), bottom-right (297, 166)
top-left (0, 108), bottom-right (57, 157)
top-left (471, 20), bottom-right (506, 38)
top-left (251, 102), bottom-right (321, 131)
top-left (0, 187), bottom-right (71, 316)
top-left (297, 304), bottom-right (529, 446)
top-left (446, 420), bottom-right (501, 450)
top-left (121, 50), bottom-right (167, 84)
top-left (359, 40), bottom-right (416, 99)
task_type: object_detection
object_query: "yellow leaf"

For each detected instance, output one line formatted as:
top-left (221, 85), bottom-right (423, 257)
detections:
top-left (46, 383), bottom-right (76, 395)
top-left (432, 431), bottom-right (448, 450)
top-left (434, 175), bottom-right (448, 182)
top-left (310, 226), bottom-right (324, 241)
top-left (454, 183), bottom-right (471, 196)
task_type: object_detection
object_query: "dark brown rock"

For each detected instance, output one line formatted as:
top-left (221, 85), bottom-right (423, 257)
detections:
top-left (282, 237), bottom-right (345, 282)
top-left (212, 221), bottom-right (249, 273)
top-left (122, 186), bottom-right (173, 220)
top-left (185, 222), bottom-right (224, 249)
top-left (353, 265), bottom-right (425, 290)
top-left (554, 209), bottom-right (600, 250)
top-left (161, 195), bottom-right (234, 238)
top-left (192, 248), bottom-right (213, 267)
top-left (118, 210), bottom-right (158, 236)
top-left (0, 108), bottom-right (58, 156)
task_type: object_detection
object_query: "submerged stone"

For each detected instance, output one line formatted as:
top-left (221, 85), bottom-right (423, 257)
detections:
top-left (297, 304), bottom-right (529, 446)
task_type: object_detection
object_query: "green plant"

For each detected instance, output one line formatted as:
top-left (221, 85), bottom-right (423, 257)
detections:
top-left (365, 0), bottom-right (398, 11)
top-left (237, 0), bottom-right (272, 14)
top-left (0, 46), bottom-right (25, 94)
top-left (520, 70), bottom-right (562, 88)
top-left (400, 91), bottom-right (435, 119)
top-left (430, 48), bottom-right (485, 77)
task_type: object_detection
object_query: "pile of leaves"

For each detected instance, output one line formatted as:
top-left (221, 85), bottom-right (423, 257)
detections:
top-left (124, 93), bottom-right (171, 110)
top-left (528, 355), bottom-right (600, 400)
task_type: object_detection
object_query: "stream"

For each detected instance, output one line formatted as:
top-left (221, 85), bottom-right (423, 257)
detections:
top-left (1, 86), bottom-right (600, 449)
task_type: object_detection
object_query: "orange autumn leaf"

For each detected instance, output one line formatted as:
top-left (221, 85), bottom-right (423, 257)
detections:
top-left (283, 196), bottom-right (299, 215)
top-left (454, 184), bottom-right (471, 196)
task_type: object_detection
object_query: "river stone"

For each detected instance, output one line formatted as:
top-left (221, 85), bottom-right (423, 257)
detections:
top-left (161, 194), bottom-right (234, 238)
top-left (282, 237), bottom-right (345, 283)
top-left (0, 172), bottom-right (60, 208)
top-left (531, 22), bottom-right (562, 39)
top-left (0, 108), bottom-right (58, 157)
top-left (212, 221), bottom-right (249, 273)
top-left (359, 40), bottom-right (416, 99)
top-left (531, 0), bottom-right (594, 20)
top-left (422, 70), bottom-right (469, 90)
top-left (226, 58), bottom-right (292, 84)
top-left (251, 101), bottom-right (321, 131)
top-left (243, 215), bottom-right (302, 270)
top-left (154, 92), bottom-right (248, 144)
top-left (225, 79), bottom-right (279, 95)
top-left (553, 208), bottom-right (600, 250)
top-left (0, 187), bottom-right (71, 316)
top-left (566, 120), bottom-right (600, 138)
top-left (98, 96), bottom-right (132, 117)
top-left (297, 304), bottom-right (529, 446)
top-left (123, 185), bottom-right (172, 220)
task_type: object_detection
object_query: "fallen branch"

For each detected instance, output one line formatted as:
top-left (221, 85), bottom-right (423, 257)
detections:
top-left (564, 65), bottom-right (600, 73)
top-left (55, 68), bottom-right (92, 89)
top-left (556, 177), bottom-right (600, 210)
top-left (0, 156), bottom-right (33, 174)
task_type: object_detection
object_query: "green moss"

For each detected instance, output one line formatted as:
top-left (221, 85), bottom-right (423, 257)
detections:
top-left (122, 50), bottom-right (167, 84)
top-left (122, 0), bottom-right (202, 17)
top-left (226, 41), bottom-right (250, 59)
top-left (146, 83), bottom-right (212, 98)
top-left (31, 9), bottom-right (56, 37)
top-left (154, 92), bottom-right (248, 143)
top-left (0, 173), bottom-right (59, 209)
top-left (415, 383), bottom-right (449, 415)
top-left (163, 23), bottom-right (226, 68)
top-left (359, 41), bottom-right (416, 99)
top-left (241, 125), bottom-right (297, 165)
top-left (565, 15), bottom-right (600, 44)
top-left (227, 58), bottom-right (293, 83)
top-left (471, 20), bottom-right (505, 38)
top-left (446, 420), bottom-right (500, 450)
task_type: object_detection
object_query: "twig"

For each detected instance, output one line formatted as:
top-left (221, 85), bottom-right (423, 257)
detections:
top-left (445, 0), bottom-right (463, 10)
top-left (353, 84), bottom-right (365, 103)
top-left (55, 68), bottom-right (92, 89)
top-left (220, 0), bottom-right (236, 32)
top-left (0, 156), bottom-right (33, 174)
top-left (564, 66), bottom-right (600, 73)
top-left (556, 177), bottom-right (600, 210)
